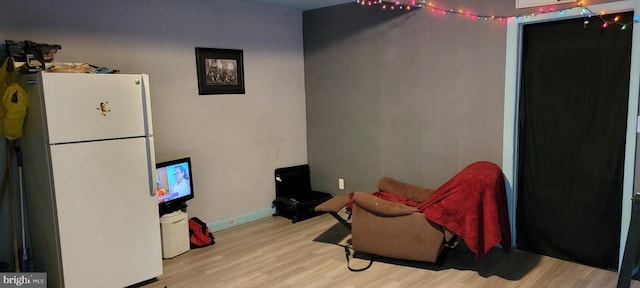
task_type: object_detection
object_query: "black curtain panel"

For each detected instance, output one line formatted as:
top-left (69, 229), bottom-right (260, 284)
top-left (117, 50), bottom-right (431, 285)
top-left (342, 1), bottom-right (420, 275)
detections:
top-left (516, 12), bottom-right (634, 270)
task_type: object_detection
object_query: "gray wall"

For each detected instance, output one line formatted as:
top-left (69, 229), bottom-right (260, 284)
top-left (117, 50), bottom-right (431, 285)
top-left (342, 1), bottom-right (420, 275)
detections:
top-left (304, 1), bottom-right (516, 193)
top-left (304, 0), bottom-right (617, 193)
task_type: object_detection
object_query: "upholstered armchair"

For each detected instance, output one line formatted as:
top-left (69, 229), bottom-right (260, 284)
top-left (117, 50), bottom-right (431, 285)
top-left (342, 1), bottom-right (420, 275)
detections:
top-left (316, 177), bottom-right (456, 263)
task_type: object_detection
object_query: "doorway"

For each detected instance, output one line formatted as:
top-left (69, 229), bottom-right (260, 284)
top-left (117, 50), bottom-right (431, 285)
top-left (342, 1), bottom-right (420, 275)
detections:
top-left (501, 1), bottom-right (640, 271)
top-left (516, 13), bottom-right (633, 270)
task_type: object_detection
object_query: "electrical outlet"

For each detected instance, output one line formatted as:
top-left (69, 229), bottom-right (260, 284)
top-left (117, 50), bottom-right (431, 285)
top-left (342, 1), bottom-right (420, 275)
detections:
top-left (338, 178), bottom-right (345, 190)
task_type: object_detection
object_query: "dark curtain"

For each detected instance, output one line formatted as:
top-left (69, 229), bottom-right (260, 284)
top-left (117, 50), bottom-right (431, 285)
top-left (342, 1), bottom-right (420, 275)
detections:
top-left (517, 12), bottom-right (633, 270)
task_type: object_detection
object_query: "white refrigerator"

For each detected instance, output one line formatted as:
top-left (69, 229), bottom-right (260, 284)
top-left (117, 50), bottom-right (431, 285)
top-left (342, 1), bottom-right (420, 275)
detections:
top-left (19, 72), bottom-right (163, 288)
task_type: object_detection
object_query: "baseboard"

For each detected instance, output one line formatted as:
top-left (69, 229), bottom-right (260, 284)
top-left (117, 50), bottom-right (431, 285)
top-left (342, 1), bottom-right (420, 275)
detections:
top-left (206, 207), bottom-right (276, 232)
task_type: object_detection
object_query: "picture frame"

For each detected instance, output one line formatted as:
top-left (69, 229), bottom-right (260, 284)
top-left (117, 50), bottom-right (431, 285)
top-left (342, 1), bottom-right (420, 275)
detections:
top-left (195, 47), bottom-right (245, 95)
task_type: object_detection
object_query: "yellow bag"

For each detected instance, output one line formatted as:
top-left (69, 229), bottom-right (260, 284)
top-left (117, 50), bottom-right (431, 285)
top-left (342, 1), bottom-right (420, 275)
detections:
top-left (0, 57), bottom-right (28, 140)
top-left (0, 83), bottom-right (28, 140)
top-left (0, 57), bottom-right (17, 89)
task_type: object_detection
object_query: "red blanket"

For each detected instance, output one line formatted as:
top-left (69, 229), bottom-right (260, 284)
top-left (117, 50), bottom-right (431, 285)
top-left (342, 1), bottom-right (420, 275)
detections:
top-left (420, 161), bottom-right (511, 259)
top-left (369, 161), bottom-right (511, 259)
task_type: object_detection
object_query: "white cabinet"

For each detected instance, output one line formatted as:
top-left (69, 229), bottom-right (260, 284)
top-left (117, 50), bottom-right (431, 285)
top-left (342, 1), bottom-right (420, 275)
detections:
top-left (160, 211), bottom-right (190, 258)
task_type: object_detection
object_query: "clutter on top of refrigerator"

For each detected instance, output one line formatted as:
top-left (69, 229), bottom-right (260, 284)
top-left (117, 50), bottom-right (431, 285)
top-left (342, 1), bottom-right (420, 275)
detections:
top-left (47, 63), bottom-right (119, 74)
top-left (5, 40), bottom-right (61, 73)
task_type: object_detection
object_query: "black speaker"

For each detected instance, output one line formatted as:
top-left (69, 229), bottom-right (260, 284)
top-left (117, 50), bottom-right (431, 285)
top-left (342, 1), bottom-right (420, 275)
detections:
top-left (272, 164), bottom-right (332, 223)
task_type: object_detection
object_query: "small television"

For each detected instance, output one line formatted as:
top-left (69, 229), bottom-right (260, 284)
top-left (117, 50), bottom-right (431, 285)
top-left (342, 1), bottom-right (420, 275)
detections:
top-left (156, 157), bottom-right (194, 216)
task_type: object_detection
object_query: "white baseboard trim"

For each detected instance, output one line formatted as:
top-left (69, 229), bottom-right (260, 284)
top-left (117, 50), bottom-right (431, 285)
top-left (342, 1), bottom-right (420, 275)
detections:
top-left (206, 207), bottom-right (276, 232)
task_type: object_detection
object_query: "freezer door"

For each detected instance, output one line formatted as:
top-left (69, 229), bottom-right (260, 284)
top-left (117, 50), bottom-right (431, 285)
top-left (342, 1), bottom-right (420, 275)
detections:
top-left (50, 138), bottom-right (162, 288)
top-left (40, 73), bottom-right (149, 144)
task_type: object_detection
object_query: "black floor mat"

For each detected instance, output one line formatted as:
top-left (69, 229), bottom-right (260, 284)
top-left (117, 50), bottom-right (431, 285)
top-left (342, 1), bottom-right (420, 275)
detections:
top-left (312, 222), bottom-right (350, 245)
top-left (313, 222), bottom-right (539, 281)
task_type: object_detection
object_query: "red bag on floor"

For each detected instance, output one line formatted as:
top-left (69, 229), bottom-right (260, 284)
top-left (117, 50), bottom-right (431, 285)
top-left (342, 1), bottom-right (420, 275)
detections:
top-left (188, 217), bottom-right (215, 249)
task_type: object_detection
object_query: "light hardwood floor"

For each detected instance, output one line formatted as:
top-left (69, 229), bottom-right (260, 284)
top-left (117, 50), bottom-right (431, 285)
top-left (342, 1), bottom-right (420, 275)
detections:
top-left (141, 212), bottom-right (640, 288)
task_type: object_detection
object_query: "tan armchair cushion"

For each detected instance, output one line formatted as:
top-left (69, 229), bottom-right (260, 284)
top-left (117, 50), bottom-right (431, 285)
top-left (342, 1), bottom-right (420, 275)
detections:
top-left (314, 194), bottom-right (350, 213)
top-left (378, 177), bottom-right (435, 203)
top-left (351, 204), bottom-right (445, 262)
top-left (352, 192), bottom-right (419, 216)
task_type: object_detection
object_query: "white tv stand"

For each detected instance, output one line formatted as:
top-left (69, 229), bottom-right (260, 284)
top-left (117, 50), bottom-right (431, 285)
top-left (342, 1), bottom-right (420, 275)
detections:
top-left (159, 210), bottom-right (190, 259)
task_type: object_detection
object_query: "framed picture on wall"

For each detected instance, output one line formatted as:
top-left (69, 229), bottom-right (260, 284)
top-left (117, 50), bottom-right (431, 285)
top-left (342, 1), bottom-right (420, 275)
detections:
top-left (195, 47), bottom-right (245, 95)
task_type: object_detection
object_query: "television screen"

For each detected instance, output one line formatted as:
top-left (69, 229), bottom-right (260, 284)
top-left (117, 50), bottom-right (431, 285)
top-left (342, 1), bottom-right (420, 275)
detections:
top-left (156, 157), bottom-right (194, 215)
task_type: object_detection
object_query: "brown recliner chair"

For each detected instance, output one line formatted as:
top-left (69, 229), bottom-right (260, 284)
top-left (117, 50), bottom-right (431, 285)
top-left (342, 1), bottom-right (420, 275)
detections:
top-left (315, 177), bottom-right (456, 263)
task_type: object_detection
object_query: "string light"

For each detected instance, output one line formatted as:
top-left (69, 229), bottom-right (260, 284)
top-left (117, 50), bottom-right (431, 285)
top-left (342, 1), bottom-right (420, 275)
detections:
top-left (355, 0), bottom-right (639, 30)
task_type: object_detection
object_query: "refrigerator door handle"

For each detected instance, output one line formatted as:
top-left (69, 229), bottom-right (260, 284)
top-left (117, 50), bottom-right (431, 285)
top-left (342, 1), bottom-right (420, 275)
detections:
top-left (147, 136), bottom-right (157, 197)
top-left (140, 74), bottom-right (154, 137)
top-left (140, 74), bottom-right (157, 197)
